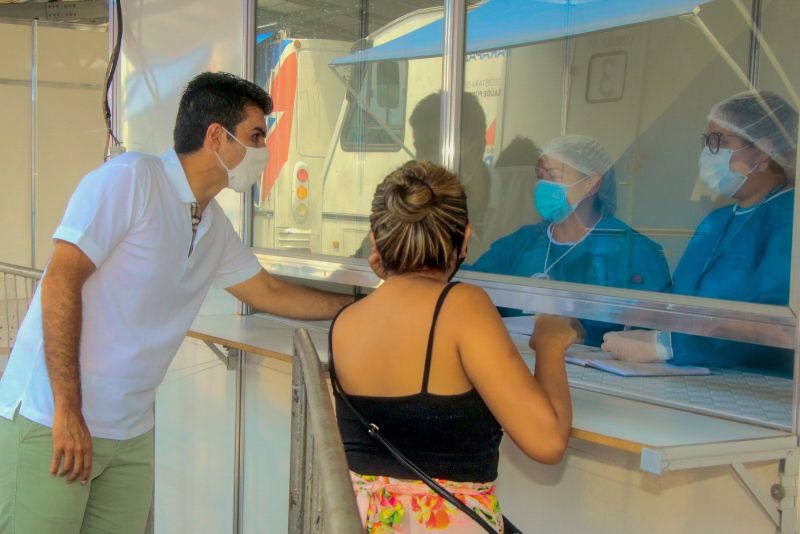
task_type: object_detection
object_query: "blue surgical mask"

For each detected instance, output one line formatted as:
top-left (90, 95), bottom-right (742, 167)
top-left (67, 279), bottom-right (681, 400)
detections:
top-left (534, 176), bottom-right (591, 223)
top-left (698, 147), bottom-right (751, 197)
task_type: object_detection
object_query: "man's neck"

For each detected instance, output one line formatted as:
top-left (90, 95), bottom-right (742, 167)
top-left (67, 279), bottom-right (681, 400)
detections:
top-left (177, 151), bottom-right (225, 210)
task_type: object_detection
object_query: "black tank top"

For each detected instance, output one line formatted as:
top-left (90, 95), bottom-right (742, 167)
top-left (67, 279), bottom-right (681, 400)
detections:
top-left (329, 282), bottom-right (503, 483)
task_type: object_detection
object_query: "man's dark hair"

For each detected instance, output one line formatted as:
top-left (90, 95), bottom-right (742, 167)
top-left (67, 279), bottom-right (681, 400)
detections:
top-left (409, 91), bottom-right (487, 148)
top-left (173, 72), bottom-right (273, 155)
top-left (495, 136), bottom-right (541, 167)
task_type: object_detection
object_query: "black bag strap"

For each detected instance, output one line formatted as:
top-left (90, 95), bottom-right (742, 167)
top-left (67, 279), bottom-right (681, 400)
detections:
top-left (331, 373), bottom-right (498, 533)
top-left (334, 384), bottom-right (498, 533)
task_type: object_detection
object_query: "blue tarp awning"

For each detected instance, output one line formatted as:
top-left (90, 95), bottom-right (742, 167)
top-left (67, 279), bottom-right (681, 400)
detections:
top-left (331, 0), bottom-right (708, 65)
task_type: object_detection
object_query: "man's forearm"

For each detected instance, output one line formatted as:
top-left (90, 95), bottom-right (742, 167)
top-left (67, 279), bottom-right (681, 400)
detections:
top-left (257, 277), bottom-right (353, 320)
top-left (41, 273), bottom-right (84, 410)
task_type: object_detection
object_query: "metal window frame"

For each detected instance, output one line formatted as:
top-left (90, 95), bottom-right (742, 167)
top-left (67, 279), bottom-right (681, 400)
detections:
top-left (243, 0), bottom-right (800, 432)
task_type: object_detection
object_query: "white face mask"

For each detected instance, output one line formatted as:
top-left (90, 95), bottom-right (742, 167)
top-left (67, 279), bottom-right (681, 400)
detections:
top-left (698, 147), bottom-right (754, 197)
top-left (215, 127), bottom-right (269, 193)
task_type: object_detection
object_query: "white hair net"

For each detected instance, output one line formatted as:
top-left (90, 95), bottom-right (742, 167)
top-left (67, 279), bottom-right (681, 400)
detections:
top-left (541, 134), bottom-right (617, 215)
top-left (708, 90), bottom-right (798, 173)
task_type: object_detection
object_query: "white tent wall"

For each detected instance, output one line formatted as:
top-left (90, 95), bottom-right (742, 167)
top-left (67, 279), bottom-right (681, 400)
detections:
top-left (0, 21), bottom-right (106, 270)
top-left (0, 23), bottom-right (33, 269)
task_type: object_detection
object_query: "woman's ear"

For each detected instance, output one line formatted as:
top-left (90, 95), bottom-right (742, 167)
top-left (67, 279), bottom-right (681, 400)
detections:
top-left (460, 224), bottom-right (473, 259)
top-left (368, 231), bottom-right (388, 280)
top-left (584, 173), bottom-right (602, 196)
top-left (751, 138), bottom-right (778, 172)
top-left (369, 231), bottom-right (379, 255)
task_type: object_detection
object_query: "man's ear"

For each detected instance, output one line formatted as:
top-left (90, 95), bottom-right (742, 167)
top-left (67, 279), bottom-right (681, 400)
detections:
top-left (205, 123), bottom-right (225, 152)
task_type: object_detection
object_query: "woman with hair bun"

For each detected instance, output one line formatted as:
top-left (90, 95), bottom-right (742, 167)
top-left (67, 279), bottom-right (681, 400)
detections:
top-left (329, 160), bottom-right (576, 532)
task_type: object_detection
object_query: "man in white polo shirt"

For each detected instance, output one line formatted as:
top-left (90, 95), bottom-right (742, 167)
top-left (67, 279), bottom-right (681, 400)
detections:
top-left (0, 72), bottom-right (354, 534)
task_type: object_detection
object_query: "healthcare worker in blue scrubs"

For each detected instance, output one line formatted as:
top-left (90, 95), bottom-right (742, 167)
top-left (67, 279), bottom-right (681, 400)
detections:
top-left (467, 135), bottom-right (671, 346)
top-left (602, 91), bottom-right (797, 375)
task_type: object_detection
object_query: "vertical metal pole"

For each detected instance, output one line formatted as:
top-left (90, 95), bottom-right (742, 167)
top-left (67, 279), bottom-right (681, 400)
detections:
top-left (231, 349), bottom-right (244, 534)
top-left (440, 0), bottom-right (466, 172)
top-left (240, 0), bottom-right (256, 317)
top-left (793, 187), bottom-right (800, 437)
top-left (236, 4), bottom-right (256, 532)
top-left (746, 0), bottom-right (762, 85)
top-left (791, 54), bottom-right (800, 438)
top-left (241, 0), bottom-right (255, 245)
top-left (288, 356), bottom-right (308, 533)
top-left (359, 0), bottom-right (369, 42)
top-left (559, 5), bottom-right (574, 136)
top-left (30, 20), bottom-right (38, 269)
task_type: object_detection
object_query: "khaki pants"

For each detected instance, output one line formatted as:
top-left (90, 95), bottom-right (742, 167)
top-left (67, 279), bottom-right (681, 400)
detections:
top-left (0, 411), bottom-right (154, 534)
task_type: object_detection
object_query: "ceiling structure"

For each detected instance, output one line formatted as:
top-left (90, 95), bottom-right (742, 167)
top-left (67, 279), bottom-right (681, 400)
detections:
top-left (256, 0), bottom-right (481, 41)
top-left (0, 0), bottom-right (479, 38)
top-left (0, 0), bottom-right (108, 24)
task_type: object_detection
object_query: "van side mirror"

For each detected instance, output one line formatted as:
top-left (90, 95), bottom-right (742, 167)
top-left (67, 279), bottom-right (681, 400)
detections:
top-left (376, 61), bottom-right (400, 109)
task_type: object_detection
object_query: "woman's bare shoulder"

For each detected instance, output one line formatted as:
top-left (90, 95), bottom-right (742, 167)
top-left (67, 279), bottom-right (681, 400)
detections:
top-left (447, 282), bottom-right (499, 318)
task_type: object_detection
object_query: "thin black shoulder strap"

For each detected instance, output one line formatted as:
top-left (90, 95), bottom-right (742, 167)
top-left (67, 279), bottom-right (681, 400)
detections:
top-left (327, 300), bottom-right (355, 387)
top-left (421, 281), bottom-right (461, 393)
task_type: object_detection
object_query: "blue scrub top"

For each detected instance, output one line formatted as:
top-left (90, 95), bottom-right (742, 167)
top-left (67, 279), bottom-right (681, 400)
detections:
top-left (669, 189), bottom-right (794, 375)
top-left (466, 216), bottom-right (671, 345)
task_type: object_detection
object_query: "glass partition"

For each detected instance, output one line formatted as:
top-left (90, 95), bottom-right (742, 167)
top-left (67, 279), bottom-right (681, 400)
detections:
top-left (252, 0), bottom-right (799, 430)
top-left (456, 0), bottom-right (799, 427)
top-left (253, 1), bottom-right (449, 257)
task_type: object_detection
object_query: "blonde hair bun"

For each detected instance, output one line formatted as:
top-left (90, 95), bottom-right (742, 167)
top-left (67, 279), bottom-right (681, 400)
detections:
top-left (384, 171), bottom-right (436, 223)
top-left (370, 161), bottom-right (469, 274)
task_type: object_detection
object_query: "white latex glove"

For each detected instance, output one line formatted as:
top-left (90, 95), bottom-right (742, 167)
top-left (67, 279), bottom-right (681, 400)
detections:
top-left (601, 330), bottom-right (665, 363)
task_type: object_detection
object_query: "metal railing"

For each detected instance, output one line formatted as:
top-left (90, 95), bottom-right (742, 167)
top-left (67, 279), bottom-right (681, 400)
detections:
top-left (289, 328), bottom-right (363, 533)
top-left (0, 262), bottom-right (42, 358)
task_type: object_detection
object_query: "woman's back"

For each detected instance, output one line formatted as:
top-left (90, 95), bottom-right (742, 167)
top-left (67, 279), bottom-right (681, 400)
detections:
top-left (331, 279), bottom-right (503, 482)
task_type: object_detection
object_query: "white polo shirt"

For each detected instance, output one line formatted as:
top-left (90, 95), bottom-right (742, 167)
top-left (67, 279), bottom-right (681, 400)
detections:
top-left (0, 149), bottom-right (262, 440)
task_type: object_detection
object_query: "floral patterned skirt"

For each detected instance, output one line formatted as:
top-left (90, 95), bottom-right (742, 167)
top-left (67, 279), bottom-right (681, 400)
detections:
top-left (350, 471), bottom-right (503, 533)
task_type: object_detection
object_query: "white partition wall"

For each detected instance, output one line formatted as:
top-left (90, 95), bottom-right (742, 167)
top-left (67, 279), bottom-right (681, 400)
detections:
top-left (0, 20), bottom-right (106, 270)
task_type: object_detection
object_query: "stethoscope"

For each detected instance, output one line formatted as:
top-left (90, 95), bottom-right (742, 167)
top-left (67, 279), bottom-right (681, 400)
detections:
top-left (694, 181), bottom-right (789, 291)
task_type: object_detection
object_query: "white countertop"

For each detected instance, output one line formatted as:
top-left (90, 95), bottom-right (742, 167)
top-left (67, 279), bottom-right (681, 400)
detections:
top-left (187, 314), bottom-right (791, 453)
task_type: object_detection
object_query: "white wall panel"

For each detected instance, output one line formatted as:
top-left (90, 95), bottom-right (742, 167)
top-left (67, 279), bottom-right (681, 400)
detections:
top-left (241, 355), bottom-right (293, 532)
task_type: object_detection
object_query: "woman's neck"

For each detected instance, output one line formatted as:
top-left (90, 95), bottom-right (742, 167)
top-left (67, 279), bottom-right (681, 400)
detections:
top-left (385, 269), bottom-right (450, 285)
top-left (736, 172), bottom-right (790, 209)
top-left (551, 202), bottom-right (601, 243)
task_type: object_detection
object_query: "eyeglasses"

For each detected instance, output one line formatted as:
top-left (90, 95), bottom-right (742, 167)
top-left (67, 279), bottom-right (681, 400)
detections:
top-left (701, 132), bottom-right (752, 154)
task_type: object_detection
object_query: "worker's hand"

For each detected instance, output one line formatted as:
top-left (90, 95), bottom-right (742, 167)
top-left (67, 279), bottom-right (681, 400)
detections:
top-left (567, 317), bottom-right (586, 345)
top-left (530, 315), bottom-right (577, 353)
top-left (601, 330), bottom-right (660, 363)
top-left (50, 405), bottom-right (93, 484)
